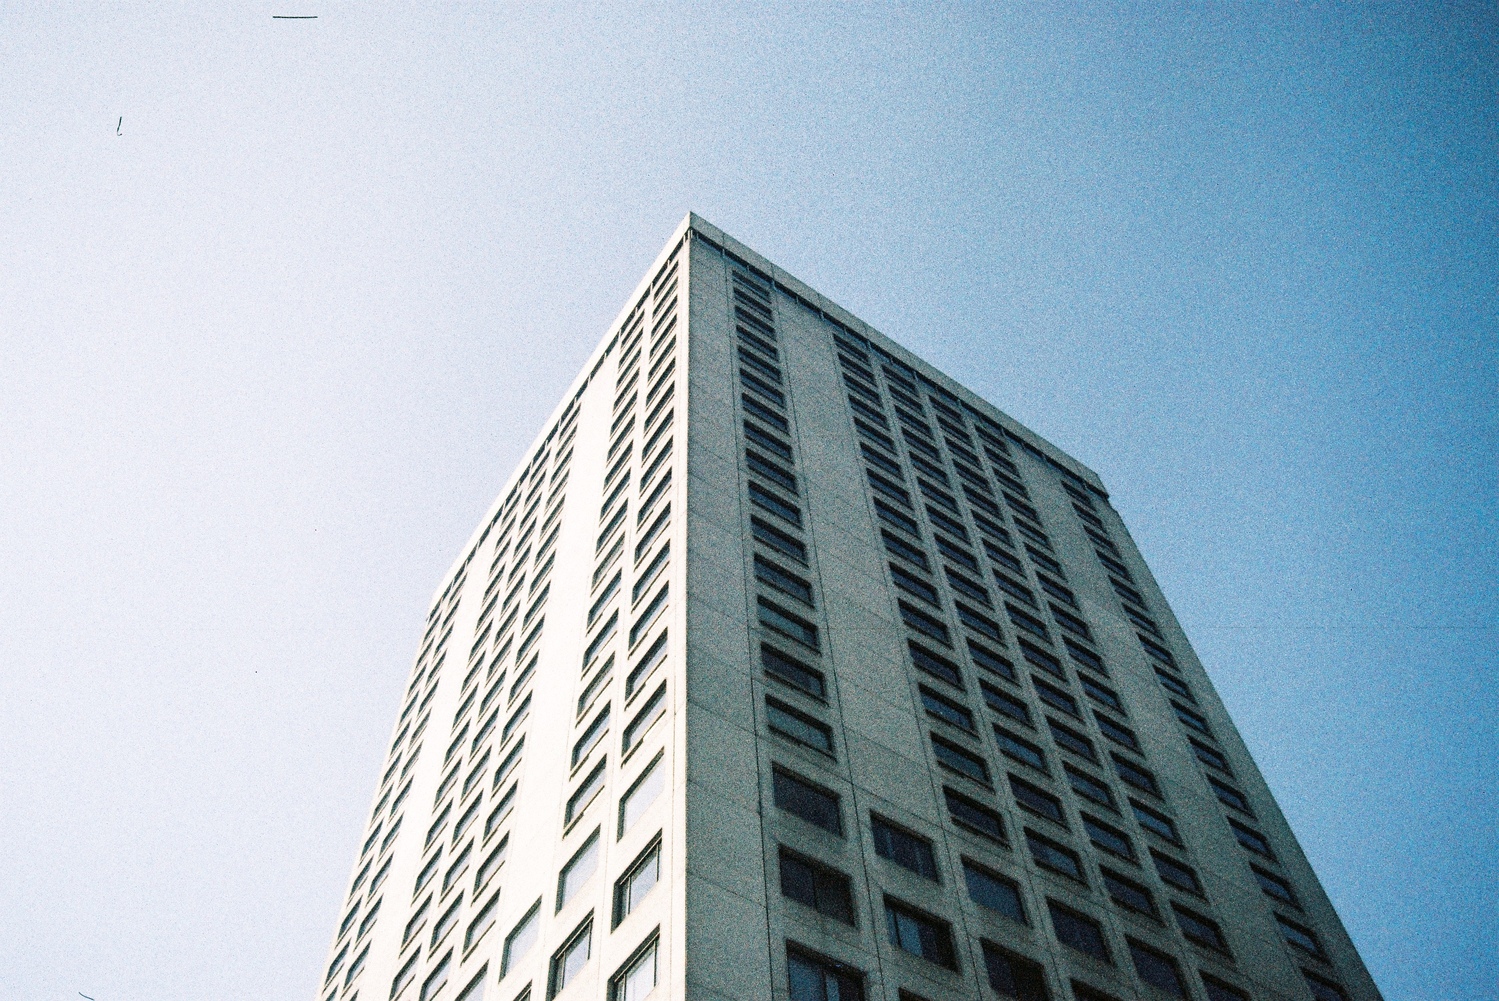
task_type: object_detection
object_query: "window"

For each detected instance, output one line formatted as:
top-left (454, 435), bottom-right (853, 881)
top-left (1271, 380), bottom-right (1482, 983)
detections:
top-left (1019, 641), bottom-right (1063, 679)
top-left (1066, 766), bottom-right (1115, 810)
top-left (871, 816), bottom-right (939, 879)
top-left (981, 682), bottom-right (1032, 726)
top-left (566, 759), bottom-right (607, 826)
top-left (752, 517), bottom-right (807, 563)
top-left (899, 601), bottom-right (951, 646)
top-left (632, 545), bottom-right (669, 606)
top-left (787, 945), bottom-right (864, 1001)
top-left (1151, 852), bottom-right (1203, 896)
top-left (1082, 815), bottom-right (1134, 861)
top-left (619, 754), bottom-right (664, 836)
top-left (932, 733), bottom-right (990, 784)
top-left (547, 916), bottom-right (592, 998)
top-left (945, 787), bottom-right (1005, 843)
top-left (626, 633), bottom-right (667, 699)
top-left (1082, 680), bottom-right (1121, 714)
top-left (1071, 983), bottom-right (1124, 1001)
top-left (1229, 819), bottom-right (1275, 858)
top-left (454, 966), bottom-right (490, 1001)
top-left (444, 840), bottom-right (474, 893)
top-left (1049, 720), bottom-right (1097, 762)
top-left (994, 726), bottom-right (1047, 771)
top-left (883, 529), bottom-right (929, 570)
top-left (1048, 900), bottom-right (1110, 961)
top-left (501, 901), bottom-right (541, 977)
top-left (773, 768), bottom-right (841, 835)
top-left (1208, 777), bottom-right (1254, 816)
top-left (431, 896), bottom-right (463, 947)
top-left (1303, 970), bottom-right (1350, 1001)
top-left (909, 641), bottom-right (962, 686)
top-left (629, 584), bottom-right (668, 648)
top-left (1025, 830), bottom-right (1084, 882)
top-left (1173, 904), bottom-right (1229, 953)
top-left (1113, 756), bottom-right (1160, 797)
top-left (609, 934), bottom-right (659, 1001)
top-left (969, 640), bottom-right (1016, 681)
top-left (1095, 715), bottom-right (1139, 752)
top-left (623, 684), bottom-right (667, 755)
top-left (391, 951), bottom-right (421, 1000)
top-left (1199, 974), bottom-right (1249, 1001)
top-left (1128, 941), bottom-right (1186, 997)
top-left (415, 849), bottom-right (442, 895)
top-left (763, 645), bottom-right (825, 698)
top-left (466, 890), bottom-right (500, 951)
top-left (1276, 914), bottom-right (1325, 957)
top-left (1033, 680), bottom-right (1079, 717)
top-left (1173, 703), bottom-right (1213, 738)
top-left (357, 898), bottom-right (381, 940)
top-left (1190, 739), bottom-right (1231, 774)
top-left (957, 603), bottom-right (1003, 641)
top-left (749, 479), bottom-right (801, 526)
top-left (613, 837), bottom-right (661, 926)
top-left (757, 555), bottom-right (814, 606)
top-left (963, 860), bottom-right (1025, 922)
top-left (779, 848), bottom-right (855, 924)
top-left (758, 597), bottom-right (819, 650)
top-left (890, 563), bottom-right (940, 606)
top-left (980, 942), bottom-right (1050, 1000)
top-left (885, 898), bottom-right (957, 968)
top-left (485, 783), bottom-right (517, 839)
top-left (577, 658), bottom-right (613, 717)
top-left (1252, 865), bottom-right (1300, 907)
top-left (920, 686), bottom-right (974, 732)
top-left (766, 697), bottom-right (834, 755)
top-left (1101, 868), bottom-right (1156, 918)
top-left (1010, 774), bottom-right (1066, 825)
top-left (557, 830), bottom-right (600, 910)
top-left (1132, 802), bottom-right (1180, 844)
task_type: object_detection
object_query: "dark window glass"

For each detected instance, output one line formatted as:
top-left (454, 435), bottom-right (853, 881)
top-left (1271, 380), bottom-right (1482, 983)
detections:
top-left (995, 726), bottom-right (1047, 771)
top-left (752, 517), bottom-right (806, 563)
top-left (1191, 740), bottom-right (1231, 774)
top-left (932, 734), bottom-right (990, 785)
top-left (1025, 830), bottom-right (1084, 881)
top-left (1252, 865), bottom-right (1300, 907)
top-left (1277, 915), bottom-right (1325, 957)
top-left (945, 787), bottom-right (1005, 842)
top-left (1173, 904), bottom-right (1229, 953)
top-left (956, 603), bottom-right (1003, 641)
top-left (968, 640), bottom-right (1016, 681)
top-left (1151, 852), bottom-right (1203, 895)
top-left (1066, 766), bottom-right (1115, 810)
top-left (1048, 900), bottom-right (1110, 961)
top-left (1209, 777), bottom-right (1254, 816)
top-left (1101, 868), bottom-right (1156, 917)
top-left (872, 817), bottom-right (939, 880)
top-left (920, 686), bottom-right (975, 732)
top-left (766, 698), bottom-right (834, 755)
top-left (900, 602), bottom-right (951, 646)
top-left (1082, 814), bottom-right (1134, 860)
top-left (787, 946), bottom-right (864, 1001)
top-left (885, 899), bottom-right (957, 969)
top-left (890, 563), bottom-right (941, 607)
top-left (963, 861), bottom-right (1025, 922)
top-left (773, 769), bottom-right (841, 835)
top-left (762, 645), bottom-right (825, 699)
top-left (758, 597), bottom-right (819, 651)
top-left (749, 479), bottom-right (801, 527)
top-left (882, 530), bottom-right (929, 571)
top-left (757, 555), bottom-right (814, 606)
top-left (779, 850), bottom-right (855, 925)
top-left (1200, 974), bottom-right (1250, 1001)
top-left (1128, 941), bottom-right (1186, 997)
top-left (1095, 715), bottom-right (1140, 752)
top-left (1133, 801), bottom-right (1180, 844)
top-left (981, 682), bottom-right (1032, 726)
top-left (1019, 641), bottom-right (1064, 679)
top-left (1049, 720), bottom-right (1097, 762)
top-left (1229, 819), bottom-right (1275, 858)
top-left (1113, 757), bottom-right (1160, 797)
top-left (980, 943), bottom-right (1050, 1001)
top-left (1303, 971), bottom-right (1349, 1001)
top-left (1009, 774), bottom-right (1066, 825)
top-left (1033, 680), bottom-right (1079, 717)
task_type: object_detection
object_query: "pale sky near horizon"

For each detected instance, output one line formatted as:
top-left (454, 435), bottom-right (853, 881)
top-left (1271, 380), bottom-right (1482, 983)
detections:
top-left (1, 5), bottom-right (1494, 1001)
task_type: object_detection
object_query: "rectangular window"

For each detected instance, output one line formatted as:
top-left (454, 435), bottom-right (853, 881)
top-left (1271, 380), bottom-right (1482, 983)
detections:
top-left (900, 601), bottom-right (951, 646)
top-left (920, 685), bottom-right (975, 732)
top-left (1151, 851), bottom-right (1203, 895)
top-left (609, 934), bottom-right (659, 1001)
top-left (932, 733), bottom-right (990, 784)
top-left (1304, 971), bottom-right (1350, 1001)
top-left (1200, 975), bottom-right (1249, 1001)
top-left (883, 529), bottom-right (929, 570)
top-left (455, 967), bottom-right (489, 1001)
top-left (391, 952), bottom-right (420, 1000)
top-left (751, 517), bottom-right (806, 563)
top-left (756, 555), bottom-right (814, 606)
top-left (746, 450), bottom-right (797, 494)
top-left (1082, 815), bottom-right (1134, 860)
top-left (890, 563), bottom-right (941, 606)
top-left (1253, 865), bottom-right (1300, 907)
top-left (1095, 715), bottom-right (1139, 752)
top-left (1006, 605), bottom-right (1049, 642)
top-left (945, 786), bottom-right (1005, 843)
top-left (1229, 819), bottom-right (1275, 858)
top-left (963, 860), bottom-right (1026, 922)
top-left (874, 497), bottom-right (920, 536)
top-left (994, 726), bottom-right (1047, 771)
top-left (431, 896), bottom-right (462, 948)
top-left (1113, 756), bottom-right (1160, 797)
top-left (572, 704), bottom-right (611, 768)
top-left (475, 836), bottom-right (507, 894)
top-left (1191, 739), bottom-right (1231, 774)
top-left (630, 584), bottom-right (669, 648)
top-left (1277, 915), bottom-right (1325, 957)
top-left (766, 697), bottom-right (834, 755)
top-left (980, 942), bottom-right (1049, 1001)
top-left (1066, 766), bottom-right (1115, 810)
top-left (743, 392), bottom-right (788, 432)
top-left (779, 848), bottom-right (856, 924)
top-left (565, 759), bottom-right (607, 826)
top-left (1032, 679), bottom-right (1078, 717)
top-left (1101, 868), bottom-right (1156, 918)
top-left (1133, 801), bottom-right (1180, 844)
top-left (501, 901), bottom-right (540, 977)
top-left (772, 767), bottom-right (841, 835)
top-left (1049, 720), bottom-right (1097, 762)
top-left (632, 544), bottom-right (670, 606)
top-left (1209, 776), bottom-right (1255, 816)
top-left (787, 946), bottom-right (864, 1001)
top-left (748, 479), bottom-right (801, 526)
top-left (763, 644), bottom-right (825, 698)
top-left (871, 816), bottom-right (939, 880)
top-left (626, 632), bottom-right (668, 700)
top-left (1010, 774), bottom-right (1066, 825)
top-left (1048, 900), bottom-right (1110, 961)
top-left (557, 830), bottom-right (601, 911)
top-left (1174, 903), bottom-right (1230, 953)
top-left (981, 682), bottom-right (1032, 726)
top-left (613, 837), bottom-right (661, 927)
top-left (909, 641), bottom-right (962, 686)
top-left (956, 603), bottom-right (1003, 641)
top-left (1173, 702), bottom-right (1213, 737)
top-left (623, 684), bottom-right (667, 755)
top-left (444, 840), bottom-right (474, 892)
top-left (885, 898), bottom-right (957, 969)
top-left (547, 916), bottom-right (592, 999)
top-left (1025, 830), bottom-right (1084, 882)
top-left (1128, 941), bottom-right (1186, 998)
top-left (619, 753), bottom-right (665, 836)
top-left (758, 597), bottom-right (819, 650)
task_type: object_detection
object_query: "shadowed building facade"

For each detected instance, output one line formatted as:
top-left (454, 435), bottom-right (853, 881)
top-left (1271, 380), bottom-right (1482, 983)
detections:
top-left (317, 214), bottom-right (1381, 1001)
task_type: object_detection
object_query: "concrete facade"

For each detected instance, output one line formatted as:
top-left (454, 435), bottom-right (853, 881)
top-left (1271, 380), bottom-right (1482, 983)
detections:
top-left (316, 215), bottom-right (1382, 1001)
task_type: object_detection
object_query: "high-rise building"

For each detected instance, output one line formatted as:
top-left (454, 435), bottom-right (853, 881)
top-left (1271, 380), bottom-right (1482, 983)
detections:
top-left (317, 214), bottom-right (1381, 1001)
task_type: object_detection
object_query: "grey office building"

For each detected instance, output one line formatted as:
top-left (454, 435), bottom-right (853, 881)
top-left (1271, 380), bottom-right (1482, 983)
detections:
top-left (317, 214), bottom-right (1381, 1001)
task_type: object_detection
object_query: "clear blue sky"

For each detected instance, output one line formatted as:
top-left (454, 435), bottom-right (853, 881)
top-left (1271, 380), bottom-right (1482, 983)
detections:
top-left (1, 5), bottom-right (1493, 1000)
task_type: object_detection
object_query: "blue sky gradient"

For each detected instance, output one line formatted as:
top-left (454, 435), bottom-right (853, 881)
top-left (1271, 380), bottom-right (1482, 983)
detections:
top-left (1, 6), bottom-right (1493, 1000)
